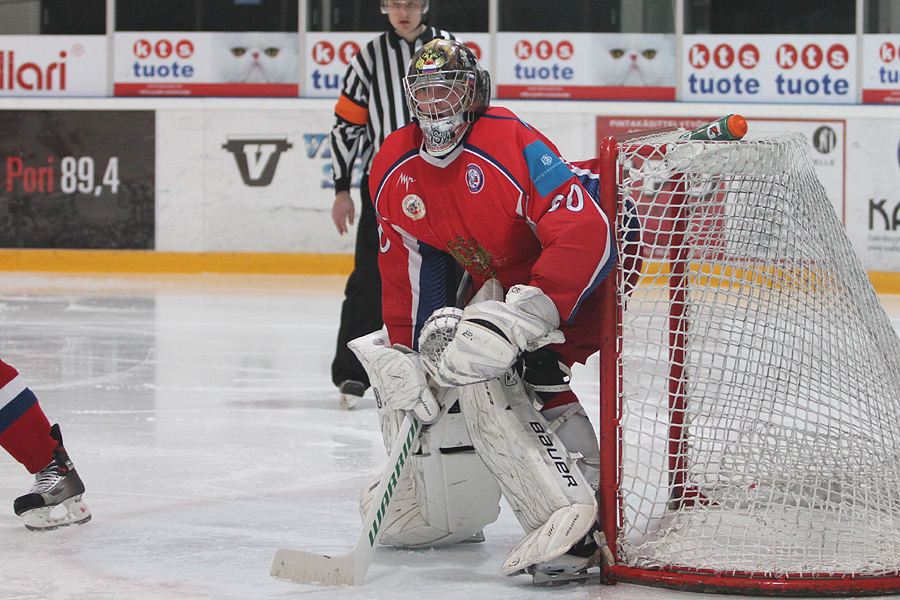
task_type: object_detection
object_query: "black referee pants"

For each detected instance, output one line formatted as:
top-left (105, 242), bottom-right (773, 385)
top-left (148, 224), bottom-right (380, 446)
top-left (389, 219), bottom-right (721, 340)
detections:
top-left (331, 174), bottom-right (382, 389)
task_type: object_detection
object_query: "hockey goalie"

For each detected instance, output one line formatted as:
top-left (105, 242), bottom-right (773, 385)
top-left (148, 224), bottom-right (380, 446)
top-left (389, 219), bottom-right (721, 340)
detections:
top-left (350, 38), bottom-right (633, 585)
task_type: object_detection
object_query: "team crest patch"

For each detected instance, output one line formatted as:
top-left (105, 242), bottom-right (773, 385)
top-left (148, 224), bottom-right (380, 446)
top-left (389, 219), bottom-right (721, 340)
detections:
top-left (403, 194), bottom-right (426, 220)
top-left (447, 235), bottom-right (496, 277)
top-left (466, 164), bottom-right (484, 193)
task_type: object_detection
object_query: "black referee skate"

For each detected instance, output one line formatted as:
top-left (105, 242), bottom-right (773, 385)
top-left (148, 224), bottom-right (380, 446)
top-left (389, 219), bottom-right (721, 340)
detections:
top-left (13, 424), bottom-right (91, 531)
top-left (338, 379), bottom-right (365, 410)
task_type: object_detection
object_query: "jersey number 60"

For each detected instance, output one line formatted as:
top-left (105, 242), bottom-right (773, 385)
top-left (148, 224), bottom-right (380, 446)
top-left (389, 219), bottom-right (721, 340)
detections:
top-left (548, 183), bottom-right (585, 213)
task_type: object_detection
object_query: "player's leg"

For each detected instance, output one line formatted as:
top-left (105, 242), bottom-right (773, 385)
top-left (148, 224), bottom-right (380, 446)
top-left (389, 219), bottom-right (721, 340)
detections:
top-left (525, 348), bottom-right (603, 577)
top-left (351, 330), bottom-right (502, 547)
top-left (522, 348), bottom-right (601, 492)
top-left (416, 278), bottom-right (604, 579)
top-left (0, 359), bottom-right (90, 530)
top-left (360, 392), bottom-right (502, 547)
top-left (332, 174), bottom-right (383, 409)
top-left (458, 367), bottom-right (601, 580)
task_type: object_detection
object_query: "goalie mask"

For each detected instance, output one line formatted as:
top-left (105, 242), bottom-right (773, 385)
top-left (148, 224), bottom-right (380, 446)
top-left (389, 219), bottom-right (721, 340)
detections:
top-left (404, 39), bottom-right (491, 156)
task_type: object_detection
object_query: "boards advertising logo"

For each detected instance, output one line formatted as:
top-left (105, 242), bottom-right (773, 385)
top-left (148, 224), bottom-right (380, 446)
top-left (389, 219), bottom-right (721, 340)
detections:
top-left (130, 38), bottom-right (196, 79)
top-left (0, 48), bottom-right (73, 91)
top-left (684, 35), bottom-right (855, 102)
top-left (223, 136), bottom-right (292, 187)
top-left (307, 34), bottom-right (364, 96)
top-left (512, 38), bottom-right (575, 82)
top-left (871, 136), bottom-right (900, 230)
top-left (812, 126), bottom-right (838, 154)
top-left (309, 39), bottom-right (359, 91)
top-left (0, 37), bottom-right (107, 96)
top-left (877, 42), bottom-right (900, 86)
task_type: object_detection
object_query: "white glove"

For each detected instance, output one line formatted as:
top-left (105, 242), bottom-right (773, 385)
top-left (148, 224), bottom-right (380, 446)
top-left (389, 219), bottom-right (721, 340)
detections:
top-left (348, 331), bottom-right (441, 424)
top-left (420, 284), bottom-right (565, 387)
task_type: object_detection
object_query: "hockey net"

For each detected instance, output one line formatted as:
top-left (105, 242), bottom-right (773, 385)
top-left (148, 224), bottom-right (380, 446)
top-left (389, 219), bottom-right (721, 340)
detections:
top-left (596, 129), bottom-right (900, 595)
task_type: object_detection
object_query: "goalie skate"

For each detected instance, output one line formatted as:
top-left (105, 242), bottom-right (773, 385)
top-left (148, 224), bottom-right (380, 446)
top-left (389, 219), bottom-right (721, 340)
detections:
top-left (13, 424), bottom-right (91, 531)
top-left (531, 564), bottom-right (604, 587)
top-left (530, 530), bottom-right (606, 587)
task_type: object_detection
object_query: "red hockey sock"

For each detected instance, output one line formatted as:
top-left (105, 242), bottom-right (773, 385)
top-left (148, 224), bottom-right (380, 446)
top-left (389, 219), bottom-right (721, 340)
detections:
top-left (0, 361), bottom-right (56, 474)
top-left (540, 389), bottom-right (579, 412)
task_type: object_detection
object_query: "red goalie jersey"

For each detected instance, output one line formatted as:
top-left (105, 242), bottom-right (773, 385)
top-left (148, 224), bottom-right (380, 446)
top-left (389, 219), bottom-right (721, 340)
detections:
top-left (369, 106), bottom-right (616, 366)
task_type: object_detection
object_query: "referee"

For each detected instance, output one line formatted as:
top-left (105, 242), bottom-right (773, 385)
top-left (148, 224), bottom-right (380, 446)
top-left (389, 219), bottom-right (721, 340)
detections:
top-left (329, 0), bottom-right (456, 409)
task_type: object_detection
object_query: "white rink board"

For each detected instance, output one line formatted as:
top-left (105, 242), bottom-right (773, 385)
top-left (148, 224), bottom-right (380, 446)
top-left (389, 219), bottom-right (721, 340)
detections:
top-left (2, 98), bottom-right (900, 271)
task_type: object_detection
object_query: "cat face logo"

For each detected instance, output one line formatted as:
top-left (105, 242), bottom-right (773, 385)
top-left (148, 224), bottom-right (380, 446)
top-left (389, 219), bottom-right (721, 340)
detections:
top-left (402, 194), bottom-right (426, 220)
top-left (223, 136), bottom-right (292, 187)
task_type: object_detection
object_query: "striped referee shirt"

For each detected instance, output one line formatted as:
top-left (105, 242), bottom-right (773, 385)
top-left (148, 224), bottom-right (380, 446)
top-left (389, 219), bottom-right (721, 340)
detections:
top-left (331, 26), bottom-right (455, 193)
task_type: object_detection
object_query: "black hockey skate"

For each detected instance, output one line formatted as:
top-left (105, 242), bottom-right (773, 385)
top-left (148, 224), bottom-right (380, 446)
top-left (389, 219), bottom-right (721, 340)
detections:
top-left (339, 380), bottom-right (365, 410)
top-left (13, 424), bottom-right (91, 531)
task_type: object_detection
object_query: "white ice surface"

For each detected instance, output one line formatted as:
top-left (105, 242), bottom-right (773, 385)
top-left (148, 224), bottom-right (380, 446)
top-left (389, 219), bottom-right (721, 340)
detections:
top-left (1, 272), bottom-right (898, 600)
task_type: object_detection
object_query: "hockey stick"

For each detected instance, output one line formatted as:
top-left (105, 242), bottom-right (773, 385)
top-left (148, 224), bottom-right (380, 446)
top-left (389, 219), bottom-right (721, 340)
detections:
top-left (270, 413), bottom-right (421, 586)
top-left (272, 270), bottom-right (470, 586)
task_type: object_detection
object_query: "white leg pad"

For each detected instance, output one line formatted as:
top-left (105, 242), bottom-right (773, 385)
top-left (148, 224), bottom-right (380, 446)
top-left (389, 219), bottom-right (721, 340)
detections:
top-left (360, 395), bottom-right (502, 548)
top-left (457, 372), bottom-right (597, 575)
top-left (500, 503), bottom-right (597, 576)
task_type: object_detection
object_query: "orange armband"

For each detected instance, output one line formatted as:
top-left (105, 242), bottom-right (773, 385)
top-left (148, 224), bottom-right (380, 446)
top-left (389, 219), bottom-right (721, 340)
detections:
top-left (335, 94), bottom-right (368, 126)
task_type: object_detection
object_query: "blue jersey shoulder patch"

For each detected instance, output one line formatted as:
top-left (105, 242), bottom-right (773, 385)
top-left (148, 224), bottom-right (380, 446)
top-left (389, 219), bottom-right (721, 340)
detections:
top-left (523, 140), bottom-right (573, 197)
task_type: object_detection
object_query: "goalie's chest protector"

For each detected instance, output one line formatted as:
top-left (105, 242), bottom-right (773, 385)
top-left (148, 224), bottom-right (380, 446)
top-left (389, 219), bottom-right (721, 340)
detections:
top-left (373, 111), bottom-right (573, 286)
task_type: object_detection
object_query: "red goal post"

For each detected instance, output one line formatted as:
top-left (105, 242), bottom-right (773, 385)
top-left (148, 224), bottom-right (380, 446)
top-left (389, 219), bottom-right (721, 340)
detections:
top-left (596, 128), bottom-right (900, 596)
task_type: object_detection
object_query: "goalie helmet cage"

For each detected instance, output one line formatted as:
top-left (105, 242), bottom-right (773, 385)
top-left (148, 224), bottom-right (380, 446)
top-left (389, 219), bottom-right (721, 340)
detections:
top-left (596, 128), bottom-right (900, 596)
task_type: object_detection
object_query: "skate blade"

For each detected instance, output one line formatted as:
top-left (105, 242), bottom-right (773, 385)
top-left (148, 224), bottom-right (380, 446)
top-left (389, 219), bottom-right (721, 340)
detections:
top-left (22, 495), bottom-right (92, 531)
top-left (532, 565), bottom-right (603, 587)
top-left (458, 530), bottom-right (486, 544)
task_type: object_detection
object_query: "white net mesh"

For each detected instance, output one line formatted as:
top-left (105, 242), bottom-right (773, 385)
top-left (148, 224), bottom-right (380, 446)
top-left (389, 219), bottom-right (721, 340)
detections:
top-left (613, 130), bottom-right (900, 579)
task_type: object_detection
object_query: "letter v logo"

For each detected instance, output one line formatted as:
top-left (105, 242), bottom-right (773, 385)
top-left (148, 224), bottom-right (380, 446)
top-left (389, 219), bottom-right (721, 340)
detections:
top-left (223, 136), bottom-right (293, 187)
top-left (243, 144), bottom-right (277, 180)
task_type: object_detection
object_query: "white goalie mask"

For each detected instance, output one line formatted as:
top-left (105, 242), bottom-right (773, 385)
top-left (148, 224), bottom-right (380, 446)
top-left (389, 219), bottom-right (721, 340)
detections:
top-left (404, 39), bottom-right (490, 156)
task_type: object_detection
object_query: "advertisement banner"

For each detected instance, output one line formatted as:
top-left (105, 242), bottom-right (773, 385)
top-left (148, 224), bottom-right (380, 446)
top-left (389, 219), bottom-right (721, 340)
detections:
top-left (845, 120), bottom-right (900, 270)
top-left (682, 35), bottom-right (856, 104)
top-left (495, 33), bottom-right (675, 100)
top-left (861, 35), bottom-right (900, 104)
top-left (305, 32), bottom-right (370, 98)
top-left (595, 115), bottom-right (845, 228)
top-left (0, 36), bottom-right (107, 97)
top-left (114, 32), bottom-right (299, 97)
top-left (0, 111), bottom-right (155, 249)
top-left (304, 32), bottom-right (490, 98)
top-left (197, 108), bottom-right (353, 253)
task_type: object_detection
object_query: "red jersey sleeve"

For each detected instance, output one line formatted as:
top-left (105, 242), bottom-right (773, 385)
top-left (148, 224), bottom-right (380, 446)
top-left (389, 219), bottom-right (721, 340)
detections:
top-left (514, 128), bottom-right (615, 321)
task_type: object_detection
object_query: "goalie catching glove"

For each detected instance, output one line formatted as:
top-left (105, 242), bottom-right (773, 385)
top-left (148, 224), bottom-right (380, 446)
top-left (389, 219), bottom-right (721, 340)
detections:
top-left (420, 282), bottom-right (565, 387)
